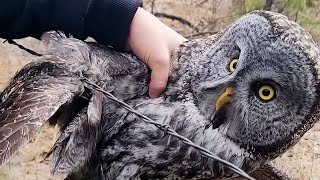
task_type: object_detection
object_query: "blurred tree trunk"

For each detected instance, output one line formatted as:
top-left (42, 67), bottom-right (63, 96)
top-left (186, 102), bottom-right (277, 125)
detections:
top-left (263, 0), bottom-right (274, 11)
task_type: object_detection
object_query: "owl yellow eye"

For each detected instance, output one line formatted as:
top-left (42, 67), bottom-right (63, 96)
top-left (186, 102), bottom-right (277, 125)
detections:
top-left (228, 59), bottom-right (238, 72)
top-left (258, 85), bottom-right (275, 101)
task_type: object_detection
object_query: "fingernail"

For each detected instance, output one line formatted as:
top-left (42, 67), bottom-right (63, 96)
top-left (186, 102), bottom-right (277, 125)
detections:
top-left (149, 92), bottom-right (157, 98)
top-left (149, 89), bottom-right (160, 98)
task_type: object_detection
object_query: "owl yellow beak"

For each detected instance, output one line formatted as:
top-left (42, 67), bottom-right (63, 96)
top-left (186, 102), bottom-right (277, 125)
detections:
top-left (215, 86), bottom-right (233, 111)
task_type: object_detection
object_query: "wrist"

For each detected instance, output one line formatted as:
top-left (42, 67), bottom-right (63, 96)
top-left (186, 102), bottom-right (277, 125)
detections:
top-left (85, 0), bottom-right (142, 50)
top-left (126, 7), bottom-right (160, 52)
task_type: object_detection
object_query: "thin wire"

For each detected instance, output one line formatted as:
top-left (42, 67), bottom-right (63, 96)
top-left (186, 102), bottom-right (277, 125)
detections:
top-left (4, 39), bottom-right (43, 57)
top-left (81, 76), bottom-right (255, 180)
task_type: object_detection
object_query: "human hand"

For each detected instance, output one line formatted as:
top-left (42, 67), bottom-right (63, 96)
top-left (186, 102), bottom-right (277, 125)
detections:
top-left (127, 7), bottom-right (187, 98)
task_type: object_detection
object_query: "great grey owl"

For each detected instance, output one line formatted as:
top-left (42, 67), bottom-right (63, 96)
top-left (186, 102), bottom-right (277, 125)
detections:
top-left (0, 11), bottom-right (319, 179)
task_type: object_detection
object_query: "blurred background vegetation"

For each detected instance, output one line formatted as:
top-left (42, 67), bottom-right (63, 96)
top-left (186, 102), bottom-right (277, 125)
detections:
top-left (144, 0), bottom-right (320, 41)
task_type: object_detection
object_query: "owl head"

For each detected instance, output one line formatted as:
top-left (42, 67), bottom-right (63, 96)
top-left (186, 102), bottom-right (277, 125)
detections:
top-left (170, 11), bottom-right (320, 159)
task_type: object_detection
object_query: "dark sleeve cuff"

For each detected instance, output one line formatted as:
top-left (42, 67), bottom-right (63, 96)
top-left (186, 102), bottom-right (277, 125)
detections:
top-left (84, 0), bottom-right (143, 50)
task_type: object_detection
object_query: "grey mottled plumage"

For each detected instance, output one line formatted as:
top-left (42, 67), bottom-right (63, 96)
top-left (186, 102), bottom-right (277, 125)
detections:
top-left (0, 11), bottom-right (319, 179)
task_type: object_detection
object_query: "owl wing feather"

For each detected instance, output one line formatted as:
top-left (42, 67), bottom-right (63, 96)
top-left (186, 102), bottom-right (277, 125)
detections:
top-left (50, 107), bottom-right (89, 174)
top-left (49, 92), bottom-right (104, 174)
top-left (0, 63), bottom-right (85, 167)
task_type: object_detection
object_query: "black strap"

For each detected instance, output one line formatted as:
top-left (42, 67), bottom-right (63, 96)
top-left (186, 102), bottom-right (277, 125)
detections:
top-left (4, 39), bottom-right (42, 57)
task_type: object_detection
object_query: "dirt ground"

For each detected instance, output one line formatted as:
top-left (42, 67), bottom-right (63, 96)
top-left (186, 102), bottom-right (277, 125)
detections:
top-left (0, 1), bottom-right (319, 179)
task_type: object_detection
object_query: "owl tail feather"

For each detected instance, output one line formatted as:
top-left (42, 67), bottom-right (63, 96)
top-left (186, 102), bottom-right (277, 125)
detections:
top-left (48, 92), bottom-right (104, 175)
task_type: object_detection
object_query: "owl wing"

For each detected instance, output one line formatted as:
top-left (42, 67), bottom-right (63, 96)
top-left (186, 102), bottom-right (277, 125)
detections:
top-left (41, 31), bottom-right (137, 76)
top-left (40, 31), bottom-right (92, 73)
top-left (0, 61), bottom-right (85, 167)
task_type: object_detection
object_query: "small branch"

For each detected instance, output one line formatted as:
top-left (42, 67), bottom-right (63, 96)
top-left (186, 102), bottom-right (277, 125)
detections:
top-left (150, 0), bottom-right (156, 14)
top-left (294, 9), bottom-right (299, 22)
top-left (195, 0), bottom-right (209, 7)
top-left (186, 31), bottom-right (217, 39)
top-left (153, 12), bottom-right (198, 31)
top-left (263, 0), bottom-right (274, 11)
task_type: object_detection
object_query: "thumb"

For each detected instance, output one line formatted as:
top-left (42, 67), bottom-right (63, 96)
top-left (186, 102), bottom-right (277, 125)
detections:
top-left (148, 60), bottom-right (170, 98)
